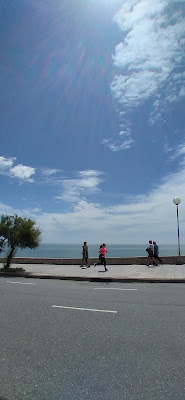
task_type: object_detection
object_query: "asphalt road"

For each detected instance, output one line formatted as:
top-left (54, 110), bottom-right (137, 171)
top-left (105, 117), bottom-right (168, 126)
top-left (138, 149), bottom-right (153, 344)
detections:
top-left (0, 278), bottom-right (185, 400)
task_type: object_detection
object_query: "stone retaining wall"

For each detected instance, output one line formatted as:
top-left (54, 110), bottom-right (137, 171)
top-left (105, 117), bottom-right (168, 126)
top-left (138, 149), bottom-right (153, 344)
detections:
top-left (0, 256), bottom-right (185, 265)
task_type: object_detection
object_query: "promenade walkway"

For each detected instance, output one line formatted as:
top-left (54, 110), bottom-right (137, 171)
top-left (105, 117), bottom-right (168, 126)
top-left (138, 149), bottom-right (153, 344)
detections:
top-left (1, 262), bottom-right (185, 282)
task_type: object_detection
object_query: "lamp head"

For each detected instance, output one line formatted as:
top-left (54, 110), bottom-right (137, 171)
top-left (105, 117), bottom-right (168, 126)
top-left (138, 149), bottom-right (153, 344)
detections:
top-left (173, 197), bottom-right (181, 205)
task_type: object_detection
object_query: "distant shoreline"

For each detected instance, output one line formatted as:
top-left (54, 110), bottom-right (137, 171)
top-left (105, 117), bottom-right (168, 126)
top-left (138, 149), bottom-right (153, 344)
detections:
top-left (0, 243), bottom-right (182, 258)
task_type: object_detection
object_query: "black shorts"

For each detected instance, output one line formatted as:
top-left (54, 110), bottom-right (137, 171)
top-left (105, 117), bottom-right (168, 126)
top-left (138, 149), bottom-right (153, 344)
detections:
top-left (99, 255), bottom-right (105, 264)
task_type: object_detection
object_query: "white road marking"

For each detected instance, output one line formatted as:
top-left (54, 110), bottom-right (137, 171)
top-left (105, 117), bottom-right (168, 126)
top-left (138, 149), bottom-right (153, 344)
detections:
top-left (94, 288), bottom-right (138, 291)
top-left (6, 281), bottom-right (36, 285)
top-left (52, 305), bottom-right (117, 314)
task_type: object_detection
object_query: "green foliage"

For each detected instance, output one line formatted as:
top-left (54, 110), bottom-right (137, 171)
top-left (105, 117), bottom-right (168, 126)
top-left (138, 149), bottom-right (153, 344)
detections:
top-left (0, 214), bottom-right (42, 268)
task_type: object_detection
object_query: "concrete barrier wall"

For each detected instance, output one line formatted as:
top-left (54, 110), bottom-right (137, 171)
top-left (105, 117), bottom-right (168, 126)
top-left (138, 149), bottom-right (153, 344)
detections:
top-left (0, 256), bottom-right (185, 265)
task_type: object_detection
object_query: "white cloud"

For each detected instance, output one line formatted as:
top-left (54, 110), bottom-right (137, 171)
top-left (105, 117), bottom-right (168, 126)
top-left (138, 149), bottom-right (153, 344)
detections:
top-left (119, 128), bottom-right (131, 137)
top-left (102, 119), bottom-right (134, 151)
top-left (0, 202), bottom-right (41, 220)
top-left (76, 177), bottom-right (101, 189)
top-left (0, 155), bottom-right (37, 183)
top-left (179, 87), bottom-right (185, 97)
top-left (102, 138), bottom-right (135, 151)
top-left (2, 156), bottom-right (185, 244)
top-left (36, 158), bottom-right (185, 243)
top-left (56, 170), bottom-right (103, 202)
top-left (41, 168), bottom-right (58, 176)
top-left (0, 202), bottom-right (15, 214)
top-left (78, 170), bottom-right (102, 177)
top-left (168, 143), bottom-right (185, 163)
top-left (10, 164), bottom-right (35, 182)
top-left (111, 0), bottom-right (185, 134)
top-left (0, 156), bottom-right (16, 170)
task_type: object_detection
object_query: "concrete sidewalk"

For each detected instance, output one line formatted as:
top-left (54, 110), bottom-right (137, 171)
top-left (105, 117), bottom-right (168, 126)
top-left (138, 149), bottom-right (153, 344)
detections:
top-left (1, 262), bottom-right (185, 282)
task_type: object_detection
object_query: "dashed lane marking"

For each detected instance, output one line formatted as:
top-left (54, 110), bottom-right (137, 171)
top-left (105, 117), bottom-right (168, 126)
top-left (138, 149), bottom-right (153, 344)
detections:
top-left (52, 305), bottom-right (117, 314)
top-left (94, 288), bottom-right (138, 291)
top-left (6, 281), bottom-right (36, 285)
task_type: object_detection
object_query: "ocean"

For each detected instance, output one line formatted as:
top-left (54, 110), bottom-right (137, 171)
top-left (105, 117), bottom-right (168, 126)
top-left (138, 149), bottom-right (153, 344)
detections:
top-left (1, 243), bottom-right (184, 258)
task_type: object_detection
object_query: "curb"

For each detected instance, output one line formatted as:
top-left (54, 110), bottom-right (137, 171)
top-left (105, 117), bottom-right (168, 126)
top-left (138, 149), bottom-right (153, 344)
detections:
top-left (28, 275), bottom-right (185, 283)
top-left (1, 272), bottom-right (185, 283)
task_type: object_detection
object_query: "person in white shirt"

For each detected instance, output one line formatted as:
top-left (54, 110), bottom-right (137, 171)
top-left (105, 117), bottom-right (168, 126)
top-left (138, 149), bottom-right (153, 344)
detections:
top-left (146, 240), bottom-right (156, 267)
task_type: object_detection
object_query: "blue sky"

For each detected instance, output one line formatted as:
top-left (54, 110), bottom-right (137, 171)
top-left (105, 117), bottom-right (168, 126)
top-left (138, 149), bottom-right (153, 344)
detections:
top-left (0, 0), bottom-right (185, 244)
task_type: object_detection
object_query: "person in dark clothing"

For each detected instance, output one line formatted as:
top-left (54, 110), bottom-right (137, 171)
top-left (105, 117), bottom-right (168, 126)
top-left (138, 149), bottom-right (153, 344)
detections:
top-left (80, 241), bottom-right (90, 268)
top-left (146, 240), bottom-right (156, 266)
top-left (153, 241), bottom-right (163, 264)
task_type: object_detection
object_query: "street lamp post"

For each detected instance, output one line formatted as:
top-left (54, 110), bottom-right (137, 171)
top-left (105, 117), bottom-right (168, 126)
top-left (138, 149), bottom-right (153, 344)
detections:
top-left (173, 197), bottom-right (181, 256)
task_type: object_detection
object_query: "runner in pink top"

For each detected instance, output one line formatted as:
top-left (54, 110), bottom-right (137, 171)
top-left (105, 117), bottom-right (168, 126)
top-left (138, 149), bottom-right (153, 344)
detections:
top-left (99, 245), bottom-right (107, 258)
top-left (94, 243), bottom-right (108, 271)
